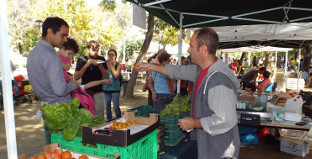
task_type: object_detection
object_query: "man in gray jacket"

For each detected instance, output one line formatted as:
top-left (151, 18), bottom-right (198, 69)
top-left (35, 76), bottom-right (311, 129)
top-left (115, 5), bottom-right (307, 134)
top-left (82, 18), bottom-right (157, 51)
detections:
top-left (136, 28), bottom-right (240, 159)
top-left (27, 17), bottom-right (78, 144)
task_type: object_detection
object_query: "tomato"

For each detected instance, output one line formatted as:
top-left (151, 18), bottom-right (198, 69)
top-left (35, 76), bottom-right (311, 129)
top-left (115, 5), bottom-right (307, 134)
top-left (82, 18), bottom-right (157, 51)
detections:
top-left (62, 151), bottom-right (72, 159)
top-left (37, 154), bottom-right (46, 159)
top-left (44, 151), bottom-right (52, 158)
top-left (51, 153), bottom-right (61, 159)
top-left (78, 154), bottom-right (89, 159)
top-left (53, 149), bottom-right (63, 156)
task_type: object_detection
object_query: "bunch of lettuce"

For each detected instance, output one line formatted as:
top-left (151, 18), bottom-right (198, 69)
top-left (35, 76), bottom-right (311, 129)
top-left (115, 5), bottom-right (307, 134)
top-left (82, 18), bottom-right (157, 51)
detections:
top-left (41, 98), bottom-right (103, 141)
top-left (160, 94), bottom-right (191, 118)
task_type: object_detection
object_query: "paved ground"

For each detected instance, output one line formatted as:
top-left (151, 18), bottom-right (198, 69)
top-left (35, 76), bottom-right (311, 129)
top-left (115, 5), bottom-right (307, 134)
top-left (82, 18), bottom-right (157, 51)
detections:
top-left (1, 71), bottom-right (312, 158)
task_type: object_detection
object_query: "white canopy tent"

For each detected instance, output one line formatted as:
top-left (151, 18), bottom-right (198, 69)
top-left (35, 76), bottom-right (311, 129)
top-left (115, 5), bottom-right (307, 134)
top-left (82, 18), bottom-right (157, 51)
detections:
top-left (0, 0), bottom-right (18, 158)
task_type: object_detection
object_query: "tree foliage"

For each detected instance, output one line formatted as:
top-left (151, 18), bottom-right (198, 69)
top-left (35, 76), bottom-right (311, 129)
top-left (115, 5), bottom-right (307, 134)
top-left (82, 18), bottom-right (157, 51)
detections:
top-left (153, 17), bottom-right (179, 48)
top-left (7, 0), bottom-right (130, 58)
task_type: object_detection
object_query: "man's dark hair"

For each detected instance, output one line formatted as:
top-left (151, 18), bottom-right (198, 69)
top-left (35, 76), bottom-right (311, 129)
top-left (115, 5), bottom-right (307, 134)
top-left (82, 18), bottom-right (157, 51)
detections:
top-left (195, 28), bottom-right (219, 54)
top-left (42, 17), bottom-right (69, 37)
top-left (87, 40), bottom-right (100, 49)
top-left (245, 82), bottom-right (256, 92)
top-left (259, 67), bottom-right (266, 73)
top-left (263, 71), bottom-right (271, 79)
top-left (64, 38), bottom-right (79, 53)
top-left (181, 56), bottom-right (186, 61)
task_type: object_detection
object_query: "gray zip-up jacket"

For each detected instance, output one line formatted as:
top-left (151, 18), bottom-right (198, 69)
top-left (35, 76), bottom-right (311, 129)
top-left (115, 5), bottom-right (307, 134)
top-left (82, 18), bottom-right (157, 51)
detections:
top-left (166, 58), bottom-right (240, 159)
top-left (27, 40), bottom-right (77, 106)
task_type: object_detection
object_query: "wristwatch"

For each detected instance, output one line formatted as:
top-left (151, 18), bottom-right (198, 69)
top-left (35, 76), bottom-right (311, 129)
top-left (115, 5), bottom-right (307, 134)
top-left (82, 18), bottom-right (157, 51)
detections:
top-left (150, 88), bottom-right (154, 91)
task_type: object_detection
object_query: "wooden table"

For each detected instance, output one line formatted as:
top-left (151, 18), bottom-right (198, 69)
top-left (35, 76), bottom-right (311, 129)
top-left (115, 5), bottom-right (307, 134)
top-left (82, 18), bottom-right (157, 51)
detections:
top-left (237, 111), bottom-right (311, 131)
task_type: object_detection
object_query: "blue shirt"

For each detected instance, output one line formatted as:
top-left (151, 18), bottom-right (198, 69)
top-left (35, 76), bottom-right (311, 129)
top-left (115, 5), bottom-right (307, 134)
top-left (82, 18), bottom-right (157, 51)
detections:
top-left (27, 39), bottom-right (77, 106)
top-left (151, 71), bottom-right (170, 94)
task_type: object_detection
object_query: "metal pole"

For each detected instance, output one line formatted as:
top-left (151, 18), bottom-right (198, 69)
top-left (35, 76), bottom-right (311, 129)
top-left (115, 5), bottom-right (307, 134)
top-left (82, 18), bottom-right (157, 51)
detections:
top-left (176, 13), bottom-right (183, 94)
top-left (297, 48), bottom-right (301, 91)
top-left (284, 50), bottom-right (288, 75)
top-left (0, 0), bottom-right (18, 158)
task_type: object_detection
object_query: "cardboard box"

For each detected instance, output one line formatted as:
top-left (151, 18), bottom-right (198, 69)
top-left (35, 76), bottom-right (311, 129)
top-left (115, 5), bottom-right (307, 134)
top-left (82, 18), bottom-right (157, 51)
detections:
top-left (82, 112), bottom-right (159, 147)
top-left (279, 129), bottom-right (310, 157)
top-left (19, 143), bottom-right (118, 159)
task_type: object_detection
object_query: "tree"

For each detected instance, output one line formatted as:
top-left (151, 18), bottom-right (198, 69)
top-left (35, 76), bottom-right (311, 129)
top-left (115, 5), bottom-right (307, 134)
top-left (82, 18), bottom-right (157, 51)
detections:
top-left (264, 51), bottom-right (273, 69)
top-left (123, 39), bottom-right (144, 60)
top-left (302, 42), bottom-right (312, 71)
top-left (125, 13), bottom-right (154, 98)
top-left (153, 17), bottom-right (179, 48)
top-left (8, 0), bottom-right (39, 55)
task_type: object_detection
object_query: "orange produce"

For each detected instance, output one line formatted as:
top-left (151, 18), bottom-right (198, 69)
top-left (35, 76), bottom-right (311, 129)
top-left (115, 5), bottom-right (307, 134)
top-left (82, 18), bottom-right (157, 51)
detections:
top-left (44, 151), bottom-right (52, 158)
top-left (79, 155), bottom-right (89, 159)
top-left (37, 154), bottom-right (46, 159)
top-left (51, 153), bottom-right (61, 159)
top-left (62, 151), bottom-right (72, 159)
top-left (30, 157), bottom-right (37, 159)
top-left (53, 149), bottom-right (63, 156)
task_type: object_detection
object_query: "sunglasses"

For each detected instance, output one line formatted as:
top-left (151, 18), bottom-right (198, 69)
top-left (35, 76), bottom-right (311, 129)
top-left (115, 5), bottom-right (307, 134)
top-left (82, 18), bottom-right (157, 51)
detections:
top-left (108, 54), bottom-right (115, 56)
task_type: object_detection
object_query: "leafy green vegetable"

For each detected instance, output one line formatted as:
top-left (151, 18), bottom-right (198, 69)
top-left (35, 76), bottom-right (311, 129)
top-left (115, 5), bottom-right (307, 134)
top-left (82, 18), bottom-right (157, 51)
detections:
top-left (160, 94), bottom-right (191, 118)
top-left (41, 98), bottom-right (105, 141)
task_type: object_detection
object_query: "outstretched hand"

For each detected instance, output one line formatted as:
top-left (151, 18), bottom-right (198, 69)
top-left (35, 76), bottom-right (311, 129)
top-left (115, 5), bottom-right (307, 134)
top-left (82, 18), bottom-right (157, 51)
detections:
top-left (135, 63), bottom-right (151, 72)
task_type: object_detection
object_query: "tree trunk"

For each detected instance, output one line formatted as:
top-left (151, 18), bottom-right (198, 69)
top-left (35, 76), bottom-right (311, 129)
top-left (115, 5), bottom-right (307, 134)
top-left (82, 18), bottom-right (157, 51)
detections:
top-left (18, 42), bottom-right (23, 55)
top-left (303, 43), bottom-right (311, 71)
top-left (264, 51), bottom-right (273, 69)
top-left (239, 52), bottom-right (246, 65)
top-left (125, 14), bottom-right (154, 98)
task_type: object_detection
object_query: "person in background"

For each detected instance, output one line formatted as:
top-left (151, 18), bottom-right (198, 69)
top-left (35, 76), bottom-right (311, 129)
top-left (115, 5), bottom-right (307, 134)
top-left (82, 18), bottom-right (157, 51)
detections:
top-left (257, 71), bottom-right (271, 92)
top-left (135, 27), bottom-right (240, 158)
top-left (27, 17), bottom-right (78, 144)
top-left (300, 59), bottom-right (304, 71)
top-left (289, 58), bottom-right (297, 73)
top-left (74, 40), bottom-right (108, 117)
top-left (300, 68), bottom-right (309, 87)
top-left (172, 59), bottom-right (177, 65)
top-left (148, 50), bottom-right (174, 105)
top-left (241, 67), bottom-right (266, 90)
top-left (252, 57), bottom-right (258, 68)
top-left (142, 53), bottom-right (159, 106)
top-left (245, 82), bottom-right (256, 96)
top-left (103, 49), bottom-right (122, 121)
top-left (178, 56), bottom-right (188, 96)
top-left (67, 72), bottom-right (111, 91)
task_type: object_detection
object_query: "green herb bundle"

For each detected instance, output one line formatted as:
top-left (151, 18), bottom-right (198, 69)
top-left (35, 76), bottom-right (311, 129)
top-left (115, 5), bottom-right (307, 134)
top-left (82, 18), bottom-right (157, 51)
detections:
top-left (159, 94), bottom-right (191, 118)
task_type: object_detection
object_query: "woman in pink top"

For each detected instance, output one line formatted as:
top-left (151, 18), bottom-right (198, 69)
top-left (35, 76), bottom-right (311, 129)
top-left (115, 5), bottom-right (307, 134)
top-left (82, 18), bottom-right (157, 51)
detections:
top-left (257, 70), bottom-right (271, 91)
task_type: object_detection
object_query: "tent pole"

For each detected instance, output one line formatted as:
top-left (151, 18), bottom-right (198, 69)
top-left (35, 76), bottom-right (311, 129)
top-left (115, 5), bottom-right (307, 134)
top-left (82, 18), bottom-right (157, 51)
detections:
top-left (297, 48), bottom-right (301, 72)
top-left (0, 0), bottom-right (18, 158)
top-left (177, 13), bottom-right (183, 94)
top-left (284, 50), bottom-right (288, 75)
top-left (297, 48), bottom-right (301, 91)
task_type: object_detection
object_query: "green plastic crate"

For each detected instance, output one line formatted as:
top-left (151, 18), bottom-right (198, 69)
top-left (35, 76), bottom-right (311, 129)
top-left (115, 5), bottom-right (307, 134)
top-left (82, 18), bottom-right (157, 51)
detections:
top-left (51, 130), bottom-right (157, 159)
top-left (127, 105), bottom-right (161, 118)
top-left (163, 130), bottom-right (186, 146)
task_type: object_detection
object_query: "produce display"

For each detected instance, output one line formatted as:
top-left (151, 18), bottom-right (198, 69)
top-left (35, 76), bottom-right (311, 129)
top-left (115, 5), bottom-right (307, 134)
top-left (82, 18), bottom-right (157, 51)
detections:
top-left (41, 98), bottom-right (104, 141)
top-left (93, 121), bottom-right (137, 135)
top-left (29, 148), bottom-right (90, 159)
top-left (159, 94), bottom-right (191, 118)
